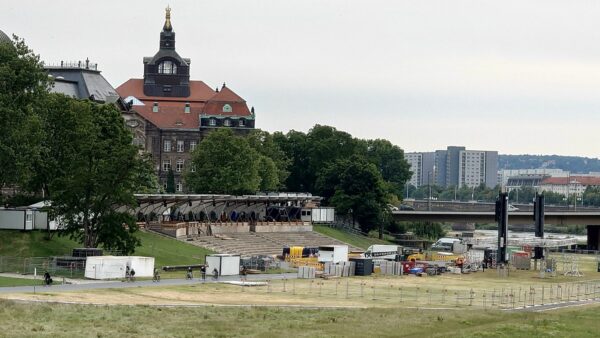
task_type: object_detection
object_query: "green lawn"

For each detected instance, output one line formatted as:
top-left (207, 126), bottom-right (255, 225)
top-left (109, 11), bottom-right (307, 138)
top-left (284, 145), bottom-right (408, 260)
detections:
top-left (0, 230), bottom-right (214, 268)
top-left (133, 231), bottom-right (214, 268)
top-left (0, 230), bottom-right (80, 257)
top-left (313, 225), bottom-right (394, 250)
top-left (0, 299), bottom-right (598, 337)
top-left (0, 276), bottom-right (40, 287)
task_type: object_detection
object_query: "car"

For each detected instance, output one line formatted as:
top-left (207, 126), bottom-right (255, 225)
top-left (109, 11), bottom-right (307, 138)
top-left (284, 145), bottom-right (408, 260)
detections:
top-left (508, 204), bottom-right (519, 212)
top-left (399, 204), bottom-right (415, 211)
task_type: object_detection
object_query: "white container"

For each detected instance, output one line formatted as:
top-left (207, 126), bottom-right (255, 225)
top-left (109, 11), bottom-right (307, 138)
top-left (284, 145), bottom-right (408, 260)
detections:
top-left (205, 254), bottom-right (240, 276)
top-left (84, 256), bottom-right (155, 279)
top-left (318, 245), bottom-right (348, 263)
top-left (362, 245), bottom-right (402, 260)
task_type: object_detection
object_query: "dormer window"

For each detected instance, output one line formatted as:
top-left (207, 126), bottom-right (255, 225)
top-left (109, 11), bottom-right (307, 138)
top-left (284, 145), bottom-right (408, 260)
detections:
top-left (152, 102), bottom-right (159, 112)
top-left (158, 60), bottom-right (177, 74)
top-left (239, 119), bottom-right (245, 127)
top-left (184, 102), bottom-right (190, 113)
top-left (209, 118), bottom-right (217, 126)
top-left (224, 119), bottom-right (231, 127)
top-left (222, 104), bottom-right (232, 113)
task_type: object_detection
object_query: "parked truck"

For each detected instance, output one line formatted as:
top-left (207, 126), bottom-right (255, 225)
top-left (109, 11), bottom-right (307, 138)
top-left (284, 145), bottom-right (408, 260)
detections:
top-left (361, 245), bottom-right (402, 260)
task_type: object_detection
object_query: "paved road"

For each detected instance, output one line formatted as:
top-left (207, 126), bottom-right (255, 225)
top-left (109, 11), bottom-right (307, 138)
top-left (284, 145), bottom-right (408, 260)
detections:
top-left (509, 298), bottom-right (600, 312)
top-left (0, 273), bottom-right (298, 294)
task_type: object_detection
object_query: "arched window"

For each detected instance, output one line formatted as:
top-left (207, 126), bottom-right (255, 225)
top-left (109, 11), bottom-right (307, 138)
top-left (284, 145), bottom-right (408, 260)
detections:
top-left (222, 104), bottom-right (232, 113)
top-left (158, 60), bottom-right (177, 74)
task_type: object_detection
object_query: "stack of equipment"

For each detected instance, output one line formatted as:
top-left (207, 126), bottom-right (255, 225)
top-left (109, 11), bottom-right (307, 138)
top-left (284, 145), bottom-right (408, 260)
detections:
top-left (349, 257), bottom-right (373, 276)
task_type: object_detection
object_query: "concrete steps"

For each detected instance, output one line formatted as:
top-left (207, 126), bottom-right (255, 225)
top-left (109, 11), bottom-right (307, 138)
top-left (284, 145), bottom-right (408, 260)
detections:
top-left (184, 231), bottom-right (361, 257)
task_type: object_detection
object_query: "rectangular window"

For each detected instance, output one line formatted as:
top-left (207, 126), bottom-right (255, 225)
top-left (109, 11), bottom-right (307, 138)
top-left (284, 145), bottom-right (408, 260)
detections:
top-left (239, 119), bottom-right (245, 127)
top-left (190, 141), bottom-right (197, 151)
top-left (191, 165), bottom-right (196, 173)
top-left (162, 159), bottom-right (171, 172)
top-left (209, 118), bottom-right (216, 126)
top-left (177, 140), bottom-right (184, 152)
top-left (176, 182), bottom-right (183, 192)
top-left (176, 159), bottom-right (184, 173)
top-left (164, 140), bottom-right (171, 152)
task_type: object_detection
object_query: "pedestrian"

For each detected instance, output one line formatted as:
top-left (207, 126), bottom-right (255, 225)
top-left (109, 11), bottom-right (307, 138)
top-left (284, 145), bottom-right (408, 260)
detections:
top-left (43, 271), bottom-right (52, 286)
top-left (200, 265), bottom-right (206, 281)
top-left (212, 268), bottom-right (219, 280)
top-left (481, 260), bottom-right (486, 272)
top-left (187, 266), bottom-right (193, 280)
top-left (130, 268), bottom-right (136, 282)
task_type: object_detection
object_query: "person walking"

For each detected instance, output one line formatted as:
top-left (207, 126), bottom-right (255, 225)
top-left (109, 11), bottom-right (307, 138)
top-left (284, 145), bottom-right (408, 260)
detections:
top-left (200, 265), bottom-right (206, 281)
top-left (186, 267), bottom-right (193, 280)
top-left (212, 268), bottom-right (219, 280)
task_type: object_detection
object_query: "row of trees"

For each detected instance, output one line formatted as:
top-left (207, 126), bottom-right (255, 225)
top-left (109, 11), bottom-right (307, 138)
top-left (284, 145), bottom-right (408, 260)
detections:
top-left (0, 38), bottom-right (156, 253)
top-left (183, 125), bottom-right (413, 233)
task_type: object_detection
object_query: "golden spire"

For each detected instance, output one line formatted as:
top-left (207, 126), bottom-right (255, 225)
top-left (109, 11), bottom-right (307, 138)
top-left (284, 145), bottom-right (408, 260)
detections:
top-left (164, 6), bottom-right (172, 31)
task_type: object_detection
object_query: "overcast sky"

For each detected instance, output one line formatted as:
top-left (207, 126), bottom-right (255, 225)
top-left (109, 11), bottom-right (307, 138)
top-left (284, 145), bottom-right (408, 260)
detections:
top-left (3, 1), bottom-right (600, 157)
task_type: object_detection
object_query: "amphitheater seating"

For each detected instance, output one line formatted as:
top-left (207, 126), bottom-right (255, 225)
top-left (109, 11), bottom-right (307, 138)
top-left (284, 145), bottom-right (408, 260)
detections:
top-left (187, 232), bottom-right (362, 257)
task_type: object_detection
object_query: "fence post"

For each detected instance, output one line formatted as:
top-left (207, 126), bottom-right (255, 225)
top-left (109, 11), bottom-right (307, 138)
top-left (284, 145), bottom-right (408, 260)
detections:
top-left (399, 287), bottom-right (403, 303)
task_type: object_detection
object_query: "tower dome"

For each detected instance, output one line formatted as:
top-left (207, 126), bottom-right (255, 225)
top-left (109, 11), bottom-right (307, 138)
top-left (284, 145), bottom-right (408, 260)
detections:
top-left (0, 29), bottom-right (11, 45)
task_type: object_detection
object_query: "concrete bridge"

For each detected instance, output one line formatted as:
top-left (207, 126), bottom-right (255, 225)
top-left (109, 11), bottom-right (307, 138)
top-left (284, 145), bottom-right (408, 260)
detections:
top-left (391, 210), bottom-right (600, 226)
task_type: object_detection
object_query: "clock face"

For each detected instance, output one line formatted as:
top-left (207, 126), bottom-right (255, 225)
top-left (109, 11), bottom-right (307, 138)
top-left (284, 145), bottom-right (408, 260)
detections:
top-left (126, 119), bottom-right (140, 128)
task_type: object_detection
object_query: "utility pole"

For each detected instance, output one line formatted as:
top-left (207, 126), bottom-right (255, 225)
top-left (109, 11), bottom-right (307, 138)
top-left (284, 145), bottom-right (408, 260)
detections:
top-left (427, 171), bottom-right (432, 211)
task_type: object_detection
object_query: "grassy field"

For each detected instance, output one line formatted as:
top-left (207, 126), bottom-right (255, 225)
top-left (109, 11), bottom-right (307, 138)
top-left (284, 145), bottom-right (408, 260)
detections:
top-left (0, 298), bottom-right (598, 337)
top-left (313, 225), bottom-right (394, 249)
top-left (0, 276), bottom-right (40, 287)
top-left (0, 230), bottom-right (214, 268)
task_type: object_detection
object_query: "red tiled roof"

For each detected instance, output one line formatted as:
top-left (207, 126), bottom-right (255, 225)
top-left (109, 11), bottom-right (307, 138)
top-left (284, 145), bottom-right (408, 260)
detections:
top-left (201, 86), bottom-right (251, 117)
top-left (116, 78), bottom-right (216, 102)
top-left (132, 101), bottom-right (204, 130)
top-left (117, 79), bottom-right (252, 128)
top-left (541, 176), bottom-right (600, 186)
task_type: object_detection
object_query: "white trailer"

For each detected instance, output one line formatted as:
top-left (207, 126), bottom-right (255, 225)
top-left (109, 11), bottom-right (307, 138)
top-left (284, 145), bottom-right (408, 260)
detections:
top-left (318, 245), bottom-right (348, 263)
top-left (205, 254), bottom-right (241, 276)
top-left (361, 245), bottom-right (402, 260)
top-left (0, 209), bottom-right (35, 230)
top-left (84, 256), bottom-right (155, 280)
top-left (311, 207), bottom-right (335, 223)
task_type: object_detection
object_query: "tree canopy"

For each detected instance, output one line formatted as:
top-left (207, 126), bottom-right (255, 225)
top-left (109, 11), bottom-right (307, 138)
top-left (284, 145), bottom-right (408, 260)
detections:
top-left (1, 38), bottom-right (156, 253)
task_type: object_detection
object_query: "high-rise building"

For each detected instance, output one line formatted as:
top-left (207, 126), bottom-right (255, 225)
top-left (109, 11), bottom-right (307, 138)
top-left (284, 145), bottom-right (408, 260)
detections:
top-left (406, 152), bottom-right (435, 187)
top-left (407, 147), bottom-right (498, 189)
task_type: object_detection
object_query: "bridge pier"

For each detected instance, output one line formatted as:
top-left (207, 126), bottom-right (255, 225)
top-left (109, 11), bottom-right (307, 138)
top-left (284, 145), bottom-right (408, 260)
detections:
top-left (587, 225), bottom-right (600, 251)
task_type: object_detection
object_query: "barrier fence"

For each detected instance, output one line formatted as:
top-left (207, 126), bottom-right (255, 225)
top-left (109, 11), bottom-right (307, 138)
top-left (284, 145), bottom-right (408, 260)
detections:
top-left (232, 277), bottom-right (600, 310)
top-left (0, 256), bottom-right (86, 278)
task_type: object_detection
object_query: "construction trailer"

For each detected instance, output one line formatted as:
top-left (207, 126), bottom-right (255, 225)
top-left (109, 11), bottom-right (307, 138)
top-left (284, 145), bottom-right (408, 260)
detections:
top-left (304, 207), bottom-right (335, 223)
top-left (84, 256), bottom-right (155, 280)
top-left (317, 245), bottom-right (348, 263)
top-left (205, 254), bottom-right (241, 276)
top-left (0, 207), bottom-right (52, 231)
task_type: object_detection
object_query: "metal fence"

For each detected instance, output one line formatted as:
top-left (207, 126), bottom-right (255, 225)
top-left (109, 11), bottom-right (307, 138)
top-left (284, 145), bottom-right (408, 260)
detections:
top-left (0, 256), bottom-right (86, 278)
top-left (231, 277), bottom-right (600, 310)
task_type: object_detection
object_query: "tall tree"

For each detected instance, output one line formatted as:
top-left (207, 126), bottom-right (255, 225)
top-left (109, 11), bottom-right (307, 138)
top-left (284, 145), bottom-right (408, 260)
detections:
top-left (247, 130), bottom-right (290, 190)
top-left (46, 100), bottom-right (155, 253)
top-left (185, 129), bottom-right (260, 194)
top-left (319, 155), bottom-right (388, 233)
top-left (365, 139), bottom-right (412, 198)
top-left (0, 36), bottom-right (50, 187)
top-left (166, 169), bottom-right (176, 193)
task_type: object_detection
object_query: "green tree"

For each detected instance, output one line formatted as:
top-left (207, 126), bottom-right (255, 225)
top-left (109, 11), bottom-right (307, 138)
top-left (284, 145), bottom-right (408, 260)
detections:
top-left (47, 101), bottom-right (155, 253)
top-left (166, 169), bottom-right (175, 193)
top-left (186, 129), bottom-right (260, 194)
top-left (0, 36), bottom-right (50, 187)
top-left (364, 139), bottom-right (412, 197)
top-left (273, 130), bottom-right (310, 192)
top-left (247, 130), bottom-right (290, 190)
top-left (320, 156), bottom-right (388, 233)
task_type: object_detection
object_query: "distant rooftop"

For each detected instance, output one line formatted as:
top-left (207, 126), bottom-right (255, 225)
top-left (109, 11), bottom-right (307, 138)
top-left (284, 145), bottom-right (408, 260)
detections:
top-left (45, 59), bottom-right (99, 72)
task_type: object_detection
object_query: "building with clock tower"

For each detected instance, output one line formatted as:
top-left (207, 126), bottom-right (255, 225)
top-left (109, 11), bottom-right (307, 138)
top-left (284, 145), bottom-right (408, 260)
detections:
top-left (117, 7), bottom-right (256, 192)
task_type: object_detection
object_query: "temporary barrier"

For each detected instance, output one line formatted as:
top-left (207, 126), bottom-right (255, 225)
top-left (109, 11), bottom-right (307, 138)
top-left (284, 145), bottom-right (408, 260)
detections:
top-left (205, 254), bottom-right (240, 276)
top-left (84, 256), bottom-right (155, 279)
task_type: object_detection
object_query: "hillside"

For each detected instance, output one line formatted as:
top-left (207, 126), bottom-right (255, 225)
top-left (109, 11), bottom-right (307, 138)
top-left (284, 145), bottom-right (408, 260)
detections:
top-left (313, 225), bottom-right (393, 250)
top-left (499, 154), bottom-right (600, 173)
top-left (0, 230), bottom-right (213, 267)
